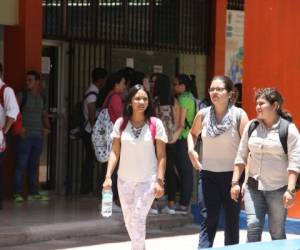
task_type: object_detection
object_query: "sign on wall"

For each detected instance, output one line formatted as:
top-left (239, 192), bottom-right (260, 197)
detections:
top-left (0, 0), bottom-right (19, 26)
top-left (225, 10), bottom-right (244, 84)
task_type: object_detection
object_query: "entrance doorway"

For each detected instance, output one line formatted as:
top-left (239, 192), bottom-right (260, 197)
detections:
top-left (40, 43), bottom-right (66, 195)
top-left (40, 46), bottom-right (58, 192)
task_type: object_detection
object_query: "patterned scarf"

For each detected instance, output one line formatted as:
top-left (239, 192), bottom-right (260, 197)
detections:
top-left (206, 104), bottom-right (234, 137)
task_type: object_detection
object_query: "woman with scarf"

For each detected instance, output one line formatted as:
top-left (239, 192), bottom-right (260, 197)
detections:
top-left (187, 76), bottom-right (249, 248)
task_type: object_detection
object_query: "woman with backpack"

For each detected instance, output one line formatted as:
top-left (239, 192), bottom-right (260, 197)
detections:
top-left (102, 84), bottom-right (167, 250)
top-left (187, 76), bottom-right (249, 248)
top-left (230, 88), bottom-right (300, 242)
top-left (151, 74), bottom-right (181, 214)
top-left (96, 71), bottom-right (127, 210)
top-left (173, 74), bottom-right (197, 214)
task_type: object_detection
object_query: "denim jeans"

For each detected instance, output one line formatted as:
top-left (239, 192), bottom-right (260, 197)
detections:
top-left (15, 135), bottom-right (43, 195)
top-left (244, 184), bottom-right (287, 242)
top-left (175, 139), bottom-right (193, 206)
top-left (198, 170), bottom-right (240, 249)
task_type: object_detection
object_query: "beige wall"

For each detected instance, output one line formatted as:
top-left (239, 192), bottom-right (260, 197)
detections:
top-left (179, 54), bottom-right (207, 99)
top-left (0, 0), bottom-right (19, 26)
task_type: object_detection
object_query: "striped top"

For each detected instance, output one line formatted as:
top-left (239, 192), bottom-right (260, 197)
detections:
top-left (20, 91), bottom-right (46, 136)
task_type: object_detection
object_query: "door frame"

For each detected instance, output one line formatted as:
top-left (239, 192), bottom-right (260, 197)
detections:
top-left (42, 39), bottom-right (68, 195)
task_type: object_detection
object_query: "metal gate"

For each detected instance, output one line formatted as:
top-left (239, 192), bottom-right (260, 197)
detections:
top-left (43, 0), bottom-right (212, 194)
top-left (65, 42), bottom-right (107, 194)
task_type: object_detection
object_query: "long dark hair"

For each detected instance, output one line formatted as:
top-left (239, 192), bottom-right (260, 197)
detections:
top-left (98, 71), bottom-right (125, 107)
top-left (176, 74), bottom-right (191, 92)
top-left (123, 84), bottom-right (153, 119)
top-left (190, 74), bottom-right (198, 98)
top-left (153, 74), bottom-right (174, 105)
top-left (255, 88), bottom-right (293, 122)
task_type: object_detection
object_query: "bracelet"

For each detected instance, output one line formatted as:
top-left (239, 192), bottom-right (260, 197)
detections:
top-left (105, 175), bottom-right (112, 179)
top-left (286, 188), bottom-right (296, 197)
top-left (231, 181), bottom-right (239, 187)
top-left (156, 178), bottom-right (165, 186)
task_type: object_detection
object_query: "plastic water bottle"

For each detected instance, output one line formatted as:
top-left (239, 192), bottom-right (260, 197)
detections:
top-left (101, 189), bottom-right (113, 218)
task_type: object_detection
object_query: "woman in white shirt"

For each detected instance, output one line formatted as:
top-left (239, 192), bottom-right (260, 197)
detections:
top-left (187, 76), bottom-right (249, 248)
top-left (103, 84), bottom-right (167, 250)
top-left (231, 88), bottom-right (300, 242)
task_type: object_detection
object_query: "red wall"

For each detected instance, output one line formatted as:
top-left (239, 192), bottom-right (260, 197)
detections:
top-left (244, 0), bottom-right (300, 218)
top-left (4, 0), bottom-right (42, 91)
top-left (243, 0), bottom-right (300, 124)
top-left (3, 0), bottom-right (42, 198)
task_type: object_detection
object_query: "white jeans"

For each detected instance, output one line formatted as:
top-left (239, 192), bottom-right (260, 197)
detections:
top-left (118, 178), bottom-right (156, 250)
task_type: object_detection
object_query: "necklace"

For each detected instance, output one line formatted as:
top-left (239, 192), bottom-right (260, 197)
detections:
top-left (130, 121), bottom-right (145, 139)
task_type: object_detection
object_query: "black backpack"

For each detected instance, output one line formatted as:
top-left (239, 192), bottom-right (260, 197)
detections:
top-left (69, 91), bottom-right (98, 140)
top-left (248, 119), bottom-right (300, 190)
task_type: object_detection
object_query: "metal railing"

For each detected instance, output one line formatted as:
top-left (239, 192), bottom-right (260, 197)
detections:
top-left (43, 0), bottom-right (211, 54)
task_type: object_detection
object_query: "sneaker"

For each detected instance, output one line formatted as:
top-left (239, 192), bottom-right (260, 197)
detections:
top-left (149, 208), bottom-right (159, 215)
top-left (28, 194), bottom-right (49, 201)
top-left (112, 202), bottom-right (122, 213)
top-left (175, 205), bottom-right (188, 215)
top-left (161, 206), bottom-right (176, 215)
top-left (14, 194), bottom-right (24, 203)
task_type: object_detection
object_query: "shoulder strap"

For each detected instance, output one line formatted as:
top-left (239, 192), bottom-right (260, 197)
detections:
top-left (120, 117), bottom-right (128, 134)
top-left (102, 93), bottom-right (117, 109)
top-left (248, 120), bottom-right (259, 138)
top-left (279, 119), bottom-right (290, 155)
top-left (149, 117), bottom-right (157, 143)
top-left (248, 119), bottom-right (289, 155)
top-left (236, 108), bottom-right (242, 138)
top-left (84, 91), bottom-right (98, 101)
top-left (20, 90), bottom-right (28, 111)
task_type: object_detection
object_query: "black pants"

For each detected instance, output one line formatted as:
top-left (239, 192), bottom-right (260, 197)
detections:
top-left (198, 170), bottom-right (240, 248)
top-left (81, 131), bottom-right (95, 194)
top-left (175, 139), bottom-right (193, 206)
top-left (98, 162), bottom-right (119, 201)
top-left (165, 143), bottom-right (177, 202)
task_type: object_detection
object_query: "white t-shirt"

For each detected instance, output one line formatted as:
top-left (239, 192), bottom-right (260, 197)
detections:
top-left (112, 117), bottom-right (168, 182)
top-left (0, 79), bottom-right (20, 151)
top-left (83, 84), bottom-right (99, 133)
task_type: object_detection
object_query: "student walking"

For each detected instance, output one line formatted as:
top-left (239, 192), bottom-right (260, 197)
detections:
top-left (231, 88), bottom-right (300, 242)
top-left (187, 76), bottom-right (249, 248)
top-left (81, 68), bottom-right (108, 194)
top-left (152, 74), bottom-right (181, 214)
top-left (103, 84), bottom-right (167, 250)
top-left (173, 74), bottom-right (196, 214)
top-left (97, 71), bottom-right (127, 210)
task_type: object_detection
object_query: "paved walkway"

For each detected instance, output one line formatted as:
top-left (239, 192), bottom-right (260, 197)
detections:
top-left (0, 195), bottom-right (191, 247)
top-left (0, 195), bottom-right (299, 248)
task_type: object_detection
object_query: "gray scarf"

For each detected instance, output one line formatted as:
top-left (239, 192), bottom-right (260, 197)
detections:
top-left (206, 105), bottom-right (234, 137)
